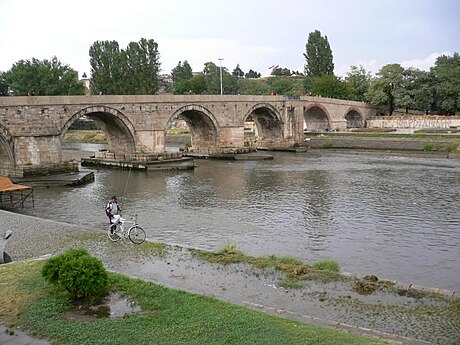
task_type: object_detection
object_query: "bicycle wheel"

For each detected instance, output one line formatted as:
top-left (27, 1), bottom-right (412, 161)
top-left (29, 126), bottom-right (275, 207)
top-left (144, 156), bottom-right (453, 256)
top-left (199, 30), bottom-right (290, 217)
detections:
top-left (108, 224), bottom-right (121, 242)
top-left (128, 225), bottom-right (146, 244)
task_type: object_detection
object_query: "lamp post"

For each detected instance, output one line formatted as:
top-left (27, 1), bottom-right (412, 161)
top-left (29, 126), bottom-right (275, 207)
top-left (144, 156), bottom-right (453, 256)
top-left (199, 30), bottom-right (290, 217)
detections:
top-left (218, 58), bottom-right (224, 95)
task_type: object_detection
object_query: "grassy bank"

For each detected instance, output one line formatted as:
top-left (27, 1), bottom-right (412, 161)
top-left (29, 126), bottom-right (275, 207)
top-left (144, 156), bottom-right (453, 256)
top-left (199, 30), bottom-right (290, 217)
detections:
top-left (0, 260), bottom-right (387, 345)
top-left (63, 130), bottom-right (107, 144)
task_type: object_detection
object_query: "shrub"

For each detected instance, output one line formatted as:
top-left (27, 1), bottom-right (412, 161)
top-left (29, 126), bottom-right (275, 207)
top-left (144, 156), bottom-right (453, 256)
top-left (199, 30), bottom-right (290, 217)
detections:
top-left (42, 248), bottom-right (108, 300)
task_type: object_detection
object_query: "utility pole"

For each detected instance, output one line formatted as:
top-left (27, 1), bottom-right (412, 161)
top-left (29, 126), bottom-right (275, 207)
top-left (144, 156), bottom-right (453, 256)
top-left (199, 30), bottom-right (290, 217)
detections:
top-left (218, 58), bottom-right (224, 95)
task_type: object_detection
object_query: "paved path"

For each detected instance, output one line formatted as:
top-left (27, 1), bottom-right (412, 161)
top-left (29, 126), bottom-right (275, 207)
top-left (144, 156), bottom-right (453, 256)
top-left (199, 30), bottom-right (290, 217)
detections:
top-left (1, 210), bottom-right (457, 345)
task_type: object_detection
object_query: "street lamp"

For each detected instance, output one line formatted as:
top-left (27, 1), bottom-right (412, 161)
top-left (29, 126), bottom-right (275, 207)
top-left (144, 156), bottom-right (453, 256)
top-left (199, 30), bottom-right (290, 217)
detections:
top-left (218, 58), bottom-right (224, 95)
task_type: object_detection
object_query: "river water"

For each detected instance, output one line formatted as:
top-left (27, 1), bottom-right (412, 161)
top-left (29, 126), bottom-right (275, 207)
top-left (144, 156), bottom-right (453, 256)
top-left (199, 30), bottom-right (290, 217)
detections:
top-left (13, 144), bottom-right (460, 292)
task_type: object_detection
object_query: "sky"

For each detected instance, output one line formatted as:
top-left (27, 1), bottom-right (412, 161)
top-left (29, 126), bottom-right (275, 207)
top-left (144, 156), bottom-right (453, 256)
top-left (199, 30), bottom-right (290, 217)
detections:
top-left (0, 0), bottom-right (459, 79)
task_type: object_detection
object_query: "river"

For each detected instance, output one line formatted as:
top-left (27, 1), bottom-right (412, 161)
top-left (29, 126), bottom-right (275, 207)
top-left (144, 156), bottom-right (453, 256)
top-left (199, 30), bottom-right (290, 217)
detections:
top-left (12, 143), bottom-right (460, 292)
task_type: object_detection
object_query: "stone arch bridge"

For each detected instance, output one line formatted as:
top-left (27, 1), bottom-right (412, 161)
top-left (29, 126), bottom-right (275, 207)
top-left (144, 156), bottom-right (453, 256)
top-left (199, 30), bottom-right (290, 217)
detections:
top-left (0, 95), bottom-right (376, 175)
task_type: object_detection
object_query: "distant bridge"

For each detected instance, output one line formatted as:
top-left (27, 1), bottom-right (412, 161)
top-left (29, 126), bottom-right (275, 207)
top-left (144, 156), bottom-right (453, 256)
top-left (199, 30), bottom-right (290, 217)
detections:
top-left (0, 95), bottom-right (377, 176)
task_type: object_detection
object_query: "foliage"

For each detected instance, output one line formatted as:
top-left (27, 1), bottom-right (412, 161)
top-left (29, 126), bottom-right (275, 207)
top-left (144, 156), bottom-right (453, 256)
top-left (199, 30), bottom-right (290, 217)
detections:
top-left (89, 38), bottom-right (160, 95)
top-left (345, 65), bottom-right (371, 102)
top-left (431, 52), bottom-right (460, 113)
top-left (232, 64), bottom-right (244, 78)
top-left (399, 68), bottom-right (434, 113)
top-left (238, 78), bottom-right (271, 95)
top-left (0, 72), bottom-right (9, 96)
top-left (202, 61), bottom-right (238, 94)
top-left (366, 63), bottom-right (405, 115)
top-left (268, 76), bottom-right (305, 96)
top-left (3, 57), bottom-right (85, 96)
top-left (310, 74), bottom-right (351, 99)
top-left (245, 69), bottom-right (261, 78)
top-left (365, 56), bottom-right (460, 114)
top-left (171, 60), bottom-right (193, 94)
top-left (42, 248), bottom-right (108, 300)
top-left (171, 60), bottom-right (193, 84)
top-left (304, 30), bottom-right (334, 78)
top-left (271, 67), bottom-right (291, 76)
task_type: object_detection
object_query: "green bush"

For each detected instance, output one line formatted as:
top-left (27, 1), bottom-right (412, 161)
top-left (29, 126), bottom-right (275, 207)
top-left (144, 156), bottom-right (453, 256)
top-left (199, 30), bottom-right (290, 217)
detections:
top-left (42, 248), bottom-right (108, 300)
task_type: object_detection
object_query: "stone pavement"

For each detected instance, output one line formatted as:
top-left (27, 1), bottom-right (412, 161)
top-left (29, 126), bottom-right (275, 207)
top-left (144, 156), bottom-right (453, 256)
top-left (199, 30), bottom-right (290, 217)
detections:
top-left (1, 209), bottom-right (457, 345)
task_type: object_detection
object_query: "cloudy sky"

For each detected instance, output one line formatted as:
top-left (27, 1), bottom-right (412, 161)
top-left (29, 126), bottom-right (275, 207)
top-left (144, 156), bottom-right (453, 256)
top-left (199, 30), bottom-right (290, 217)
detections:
top-left (0, 0), bottom-right (458, 78)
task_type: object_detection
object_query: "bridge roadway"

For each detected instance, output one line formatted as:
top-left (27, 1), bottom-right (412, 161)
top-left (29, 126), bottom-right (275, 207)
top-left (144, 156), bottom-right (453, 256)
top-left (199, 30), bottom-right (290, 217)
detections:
top-left (0, 95), bottom-right (376, 176)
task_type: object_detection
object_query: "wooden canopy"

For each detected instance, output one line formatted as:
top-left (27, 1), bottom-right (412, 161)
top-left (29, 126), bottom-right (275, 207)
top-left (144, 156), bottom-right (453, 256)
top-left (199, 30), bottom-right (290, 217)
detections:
top-left (0, 176), bottom-right (34, 209)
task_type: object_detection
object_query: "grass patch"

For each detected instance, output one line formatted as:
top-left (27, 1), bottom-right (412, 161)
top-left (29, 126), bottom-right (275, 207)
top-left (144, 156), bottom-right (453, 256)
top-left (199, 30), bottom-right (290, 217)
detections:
top-left (313, 259), bottom-right (340, 272)
top-left (279, 276), bottom-right (304, 289)
top-left (167, 128), bottom-right (191, 135)
top-left (191, 245), bottom-right (347, 287)
top-left (63, 130), bottom-right (107, 144)
top-left (0, 260), bottom-right (388, 345)
top-left (321, 142), bottom-right (333, 149)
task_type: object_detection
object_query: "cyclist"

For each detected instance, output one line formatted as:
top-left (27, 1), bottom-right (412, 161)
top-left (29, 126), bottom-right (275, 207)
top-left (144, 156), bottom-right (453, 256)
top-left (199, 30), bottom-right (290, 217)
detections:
top-left (106, 196), bottom-right (121, 234)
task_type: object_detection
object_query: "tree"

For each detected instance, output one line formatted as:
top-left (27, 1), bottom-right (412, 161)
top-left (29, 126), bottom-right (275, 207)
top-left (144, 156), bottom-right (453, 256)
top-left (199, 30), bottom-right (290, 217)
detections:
top-left (431, 52), bottom-right (460, 113)
top-left (172, 60), bottom-right (193, 84)
top-left (171, 60), bottom-right (193, 94)
top-left (398, 68), bottom-right (434, 113)
top-left (345, 65), bottom-right (371, 102)
top-left (188, 74), bottom-right (207, 94)
top-left (124, 38), bottom-right (161, 94)
top-left (202, 61), bottom-right (238, 94)
top-left (89, 38), bottom-right (161, 95)
top-left (89, 40), bottom-right (123, 94)
top-left (245, 69), bottom-right (261, 79)
top-left (203, 61), bottom-right (221, 94)
top-left (271, 67), bottom-right (291, 76)
top-left (0, 72), bottom-right (8, 96)
top-left (3, 57), bottom-right (85, 96)
top-left (366, 64), bottom-right (404, 115)
top-left (232, 64), bottom-right (244, 78)
top-left (304, 30), bottom-right (334, 78)
top-left (238, 78), bottom-right (270, 95)
top-left (310, 75), bottom-right (351, 99)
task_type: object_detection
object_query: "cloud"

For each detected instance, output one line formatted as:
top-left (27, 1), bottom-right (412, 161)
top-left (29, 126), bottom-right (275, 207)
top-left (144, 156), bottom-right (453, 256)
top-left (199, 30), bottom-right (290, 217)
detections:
top-left (400, 51), bottom-right (452, 71)
top-left (158, 38), bottom-right (282, 74)
top-left (335, 59), bottom-right (378, 78)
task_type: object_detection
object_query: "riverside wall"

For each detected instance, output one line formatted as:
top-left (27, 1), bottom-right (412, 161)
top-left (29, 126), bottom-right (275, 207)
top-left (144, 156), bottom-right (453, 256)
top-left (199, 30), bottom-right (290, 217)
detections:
top-left (366, 115), bottom-right (460, 129)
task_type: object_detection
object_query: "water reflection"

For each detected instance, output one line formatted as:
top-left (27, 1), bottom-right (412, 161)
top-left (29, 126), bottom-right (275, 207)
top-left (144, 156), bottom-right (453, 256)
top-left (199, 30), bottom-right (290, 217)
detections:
top-left (12, 148), bottom-right (460, 292)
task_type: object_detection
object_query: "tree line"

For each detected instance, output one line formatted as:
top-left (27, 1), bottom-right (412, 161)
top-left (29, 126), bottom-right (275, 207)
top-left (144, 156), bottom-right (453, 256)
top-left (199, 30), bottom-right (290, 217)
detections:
top-left (0, 33), bottom-right (458, 115)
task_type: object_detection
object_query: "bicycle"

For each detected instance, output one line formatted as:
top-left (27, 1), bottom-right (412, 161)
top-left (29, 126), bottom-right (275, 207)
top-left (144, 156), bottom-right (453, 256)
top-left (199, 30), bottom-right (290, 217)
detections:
top-left (108, 214), bottom-right (146, 244)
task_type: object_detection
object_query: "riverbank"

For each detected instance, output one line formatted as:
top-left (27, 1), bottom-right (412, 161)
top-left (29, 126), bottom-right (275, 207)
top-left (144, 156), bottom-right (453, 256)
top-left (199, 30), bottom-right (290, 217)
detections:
top-left (1, 210), bottom-right (458, 344)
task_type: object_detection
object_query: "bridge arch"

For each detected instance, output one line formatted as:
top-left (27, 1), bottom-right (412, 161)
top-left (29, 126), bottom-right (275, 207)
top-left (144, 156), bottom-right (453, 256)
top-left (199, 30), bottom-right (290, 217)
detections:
top-left (243, 103), bottom-right (283, 144)
top-left (169, 104), bottom-right (220, 153)
top-left (62, 106), bottom-right (136, 155)
top-left (344, 107), bottom-right (364, 128)
top-left (0, 123), bottom-right (15, 165)
top-left (303, 104), bottom-right (332, 131)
